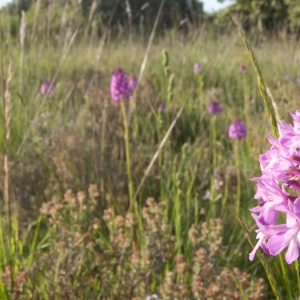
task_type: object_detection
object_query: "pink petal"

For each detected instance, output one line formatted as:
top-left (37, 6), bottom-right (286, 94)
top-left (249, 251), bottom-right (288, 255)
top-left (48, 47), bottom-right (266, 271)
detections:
top-left (268, 233), bottom-right (290, 256)
top-left (285, 237), bottom-right (299, 264)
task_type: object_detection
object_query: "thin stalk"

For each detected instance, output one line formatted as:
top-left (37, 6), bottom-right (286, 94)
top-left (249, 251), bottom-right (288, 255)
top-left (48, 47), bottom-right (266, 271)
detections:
top-left (296, 259), bottom-right (300, 296)
top-left (231, 14), bottom-right (278, 138)
top-left (209, 115), bottom-right (217, 218)
top-left (235, 140), bottom-right (241, 214)
top-left (121, 101), bottom-right (134, 208)
top-left (279, 253), bottom-right (292, 299)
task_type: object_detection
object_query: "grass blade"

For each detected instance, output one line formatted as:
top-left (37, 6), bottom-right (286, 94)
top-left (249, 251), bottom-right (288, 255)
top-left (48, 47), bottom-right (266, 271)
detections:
top-left (231, 14), bottom-right (279, 138)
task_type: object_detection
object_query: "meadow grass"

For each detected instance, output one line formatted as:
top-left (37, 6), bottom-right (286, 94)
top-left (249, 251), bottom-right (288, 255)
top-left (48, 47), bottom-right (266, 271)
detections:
top-left (0, 7), bottom-right (300, 298)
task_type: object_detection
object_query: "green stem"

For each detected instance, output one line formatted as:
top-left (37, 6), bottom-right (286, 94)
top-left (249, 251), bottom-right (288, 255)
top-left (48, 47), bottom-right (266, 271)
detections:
top-left (121, 101), bottom-right (134, 208)
top-left (209, 116), bottom-right (217, 218)
top-left (235, 140), bottom-right (241, 214)
top-left (296, 259), bottom-right (300, 296)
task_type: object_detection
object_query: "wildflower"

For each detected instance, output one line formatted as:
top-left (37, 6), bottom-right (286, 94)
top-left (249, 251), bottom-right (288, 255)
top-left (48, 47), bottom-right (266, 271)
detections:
top-left (296, 76), bottom-right (300, 84)
top-left (110, 67), bottom-right (131, 102)
top-left (158, 103), bottom-right (166, 112)
top-left (228, 119), bottom-right (246, 139)
top-left (284, 73), bottom-right (290, 81)
top-left (193, 61), bottom-right (201, 74)
top-left (128, 76), bottom-right (138, 90)
top-left (239, 65), bottom-right (246, 72)
top-left (40, 81), bottom-right (55, 94)
top-left (208, 101), bottom-right (222, 114)
top-left (249, 110), bottom-right (300, 264)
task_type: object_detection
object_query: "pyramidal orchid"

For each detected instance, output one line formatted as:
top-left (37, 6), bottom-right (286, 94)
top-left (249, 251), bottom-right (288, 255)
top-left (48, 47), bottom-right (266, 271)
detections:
top-left (110, 68), bottom-right (132, 102)
top-left (193, 62), bottom-right (201, 74)
top-left (40, 81), bottom-right (55, 94)
top-left (208, 101), bottom-right (222, 114)
top-left (250, 110), bottom-right (300, 264)
top-left (228, 119), bottom-right (246, 139)
top-left (239, 65), bottom-right (246, 72)
top-left (128, 76), bottom-right (138, 90)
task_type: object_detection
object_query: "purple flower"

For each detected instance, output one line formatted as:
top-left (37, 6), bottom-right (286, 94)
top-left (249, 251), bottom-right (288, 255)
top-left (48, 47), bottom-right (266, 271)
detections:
top-left (158, 103), bottom-right (166, 112)
top-left (110, 68), bottom-right (132, 102)
top-left (228, 119), bottom-right (246, 139)
top-left (208, 101), bottom-right (222, 114)
top-left (40, 81), bottom-right (55, 94)
top-left (296, 76), bottom-right (300, 84)
top-left (193, 62), bottom-right (201, 74)
top-left (128, 76), bottom-right (138, 90)
top-left (239, 65), bottom-right (246, 72)
top-left (284, 73), bottom-right (290, 81)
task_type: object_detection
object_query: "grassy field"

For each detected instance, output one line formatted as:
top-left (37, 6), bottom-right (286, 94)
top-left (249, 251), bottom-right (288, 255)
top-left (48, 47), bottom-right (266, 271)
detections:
top-left (1, 5), bottom-right (300, 299)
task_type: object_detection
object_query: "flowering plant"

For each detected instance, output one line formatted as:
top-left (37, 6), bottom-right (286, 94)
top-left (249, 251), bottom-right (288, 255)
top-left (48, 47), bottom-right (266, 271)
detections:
top-left (250, 111), bottom-right (300, 264)
top-left (208, 101), bottom-right (222, 114)
top-left (40, 81), bottom-right (55, 94)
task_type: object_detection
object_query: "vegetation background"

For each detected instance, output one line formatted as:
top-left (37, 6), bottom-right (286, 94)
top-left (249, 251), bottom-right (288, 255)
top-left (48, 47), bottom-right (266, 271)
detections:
top-left (0, 0), bottom-right (299, 299)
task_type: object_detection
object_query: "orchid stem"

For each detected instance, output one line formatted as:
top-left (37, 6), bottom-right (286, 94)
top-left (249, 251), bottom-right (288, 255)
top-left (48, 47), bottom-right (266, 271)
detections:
top-left (121, 101), bottom-right (134, 209)
top-left (235, 140), bottom-right (241, 214)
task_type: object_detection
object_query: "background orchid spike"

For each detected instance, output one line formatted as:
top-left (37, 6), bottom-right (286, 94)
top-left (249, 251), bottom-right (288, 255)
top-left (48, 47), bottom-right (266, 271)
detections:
top-left (128, 76), bottom-right (138, 90)
top-left (250, 110), bottom-right (300, 264)
top-left (239, 65), bottom-right (246, 72)
top-left (228, 119), bottom-right (246, 139)
top-left (208, 101), bottom-right (222, 114)
top-left (110, 67), bottom-right (132, 102)
top-left (193, 61), bottom-right (201, 74)
top-left (284, 73), bottom-right (290, 80)
top-left (158, 103), bottom-right (166, 112)
top-left (40, 81), bottom-right (55, 94)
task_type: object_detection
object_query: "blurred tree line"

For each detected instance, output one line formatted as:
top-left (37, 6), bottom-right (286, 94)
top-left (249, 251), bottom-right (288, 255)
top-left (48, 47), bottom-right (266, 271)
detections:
top-left (5, 0), bottom-right (204, 31)
top-left (3, 0), bottom-right (300, 37)
top-left (215, 0), bottom-right (300, 36)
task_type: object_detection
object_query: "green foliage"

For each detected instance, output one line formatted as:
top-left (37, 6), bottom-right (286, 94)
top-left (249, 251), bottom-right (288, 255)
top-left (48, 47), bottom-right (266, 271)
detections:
top-left (215, 0), bottom-right (300, 36)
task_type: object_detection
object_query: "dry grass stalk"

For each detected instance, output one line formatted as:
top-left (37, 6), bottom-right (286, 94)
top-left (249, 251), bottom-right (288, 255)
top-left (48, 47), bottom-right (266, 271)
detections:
top-left (266, 85), bottom-right (281, 122)
top-left (30, 0), bottom-right (40, 47)
top-left (84, 0), bottom-right (97, 40)
top-left (19, 11), bottom-right (26, 91)
top-left (4, 61), bottom-right (12, 206)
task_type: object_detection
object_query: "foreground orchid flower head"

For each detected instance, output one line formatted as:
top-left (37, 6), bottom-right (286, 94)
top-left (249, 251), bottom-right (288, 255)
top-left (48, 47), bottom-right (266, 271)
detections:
top-left (208, 101), bottom-right (222, 114)
top-left (228, 119), bottom-right (246, 139)
top-left (250, 110), bottom-right (300, 264)
top-left (110, 68), bottom-right (132, 102)
top-left (40, 81), bottom-right (55, 94)
top-left (193, 61), bottom-right (201, 74)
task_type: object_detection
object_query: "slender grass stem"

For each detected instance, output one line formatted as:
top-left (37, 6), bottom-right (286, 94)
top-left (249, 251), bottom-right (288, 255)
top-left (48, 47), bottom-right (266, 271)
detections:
top-left (296, 260), bottom-right (300, 296)
top-left (279, 253), bottom-right (292, 299)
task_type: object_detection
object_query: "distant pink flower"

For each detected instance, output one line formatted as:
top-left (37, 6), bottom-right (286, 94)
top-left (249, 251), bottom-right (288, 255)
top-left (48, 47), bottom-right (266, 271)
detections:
top-left (40, 81), bottom-right (55, 94)
top-left (193, 62), bottom-right (201, 74)
top-left (296, 76), bottom-right (300, 84)
top-left (228, 119), bottom-right (246, 139)
top-left (208, 101), bottom-right (222, 114)
top-left (110, 68), bottom-right (132, 102)
top-left (128, 76), bottom-right (138, 90)
top-left (284, 73), bottom-right (290, 81)
top-left (158, 103), bottom-right (166, 112)
top-left (239, 65), bottom-right (246, 72)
